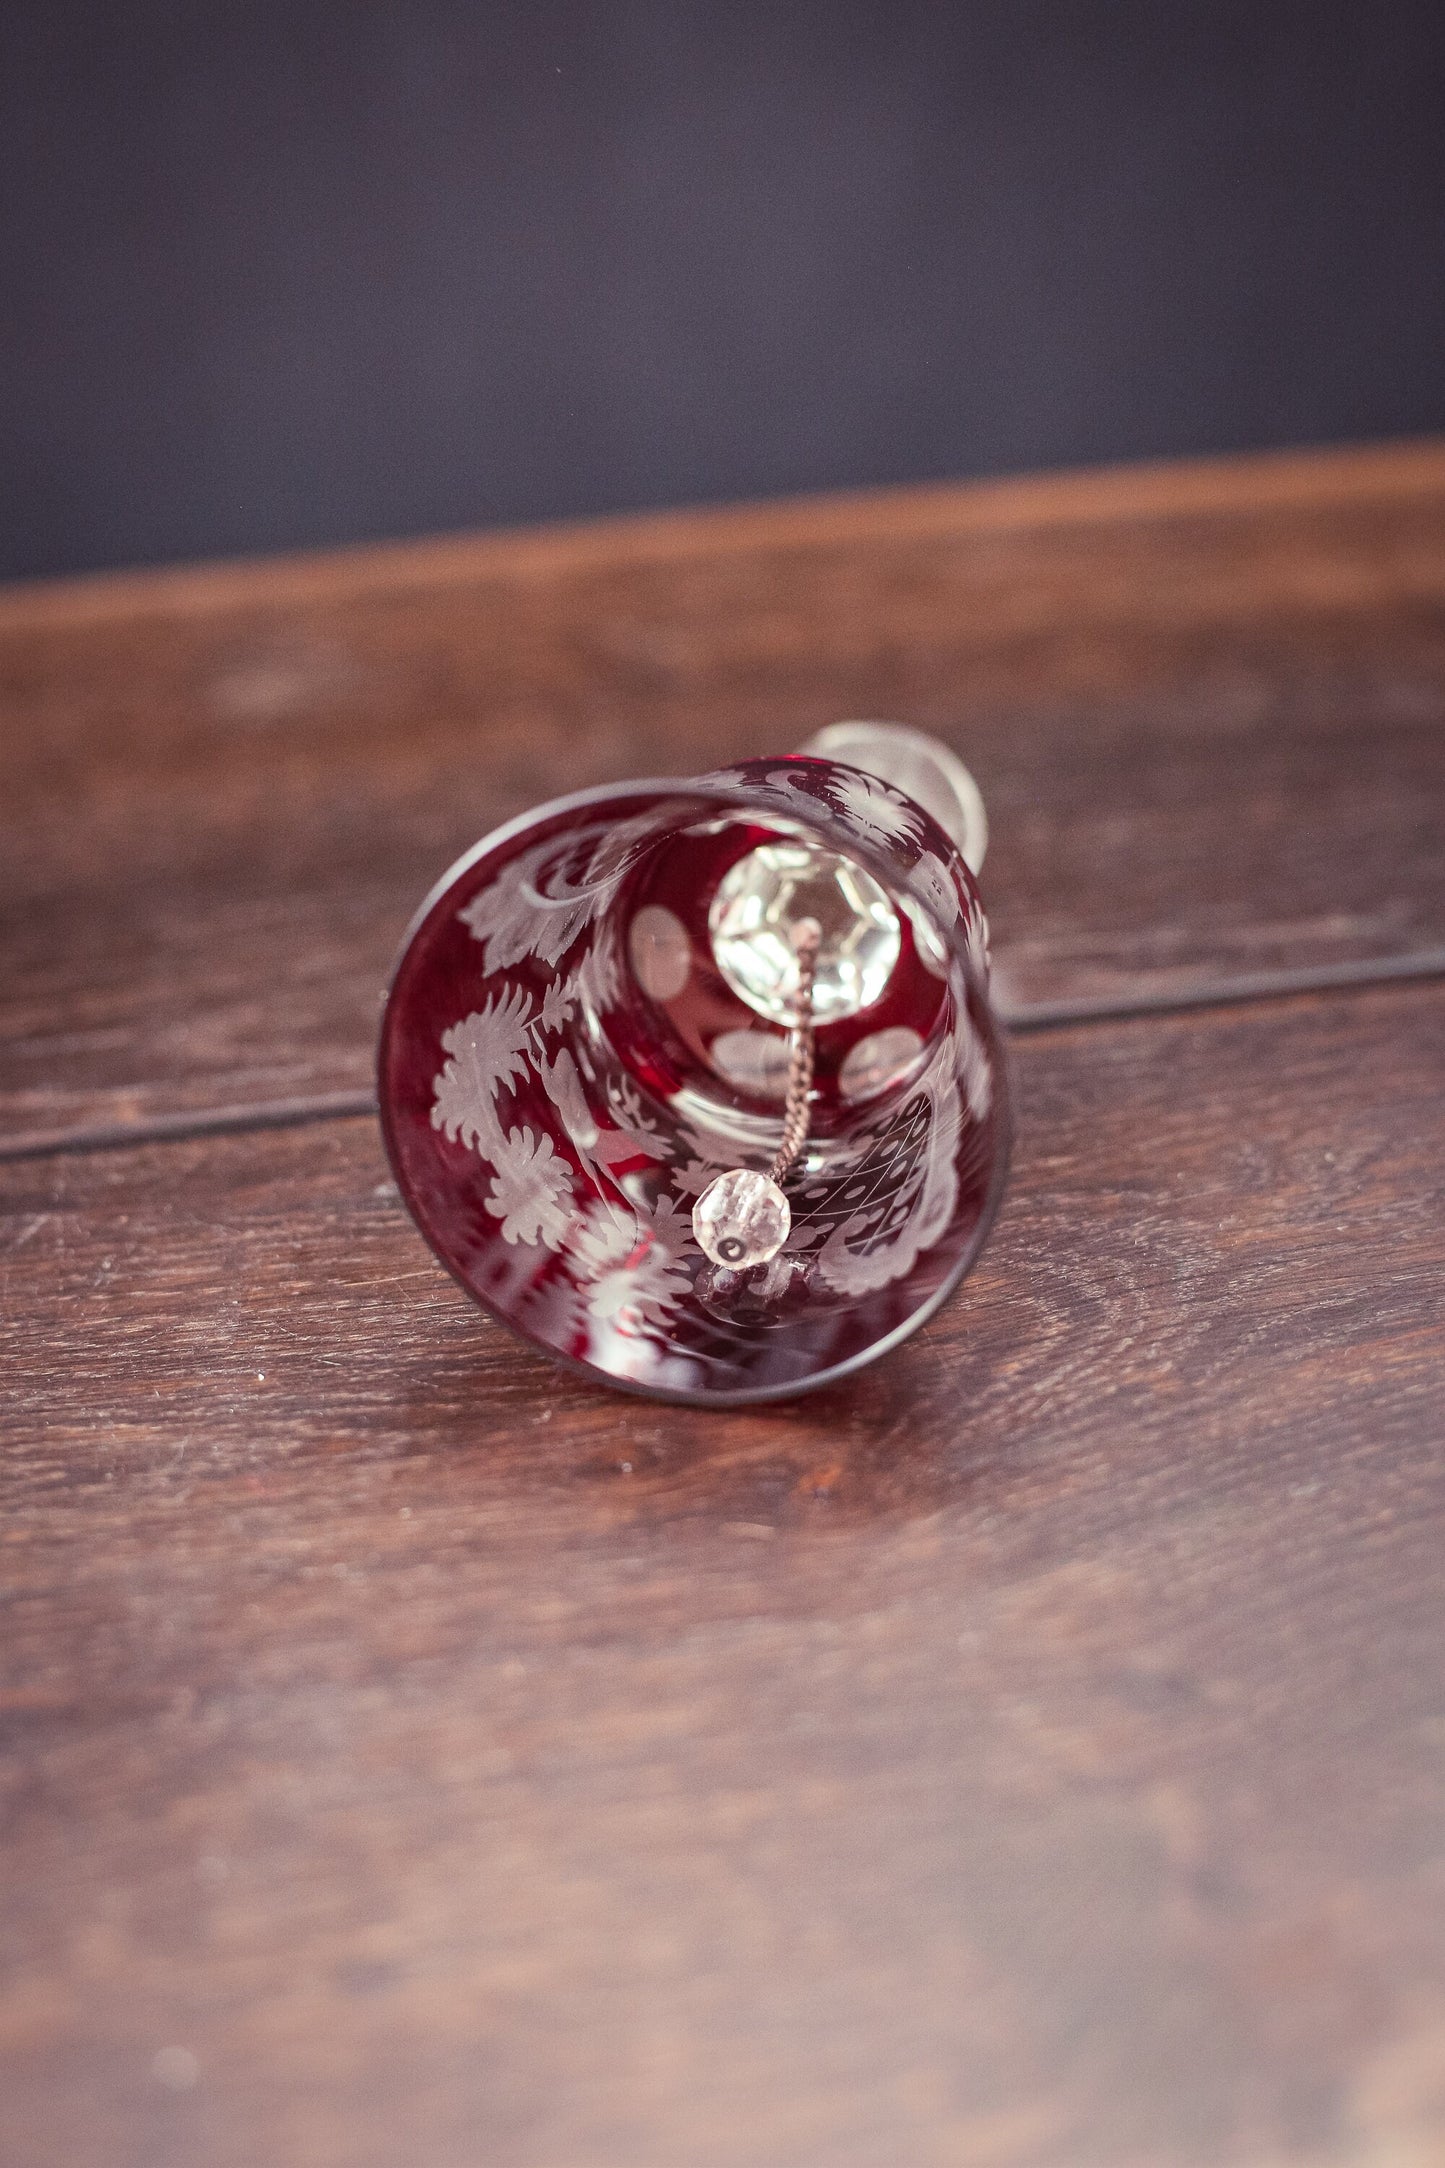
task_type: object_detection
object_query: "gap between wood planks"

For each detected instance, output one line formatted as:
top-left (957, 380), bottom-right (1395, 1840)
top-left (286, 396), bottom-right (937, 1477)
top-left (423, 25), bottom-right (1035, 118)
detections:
top-left (4, 946), bottom-right (1444, 1167)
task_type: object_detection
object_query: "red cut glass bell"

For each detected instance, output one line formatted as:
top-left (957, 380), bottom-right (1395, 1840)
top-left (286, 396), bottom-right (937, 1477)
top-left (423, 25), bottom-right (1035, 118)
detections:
top-left (378, 728), bottom-right (1010, 1405)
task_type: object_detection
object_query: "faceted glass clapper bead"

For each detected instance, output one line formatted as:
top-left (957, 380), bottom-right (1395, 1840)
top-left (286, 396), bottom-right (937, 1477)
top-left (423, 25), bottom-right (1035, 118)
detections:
top-left (692, 1167), bottom-right (792, 1268)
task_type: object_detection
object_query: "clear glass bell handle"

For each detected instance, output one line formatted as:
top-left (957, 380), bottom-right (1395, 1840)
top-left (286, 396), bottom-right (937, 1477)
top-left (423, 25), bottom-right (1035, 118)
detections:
top-left (795, 720), bottom-right (988, 876)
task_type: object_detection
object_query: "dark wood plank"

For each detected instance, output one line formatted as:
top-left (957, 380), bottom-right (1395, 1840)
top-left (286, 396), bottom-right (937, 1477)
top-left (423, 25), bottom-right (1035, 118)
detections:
top-left (2, 442), bottom-right (1444, 1150)
top-left (3, 982), bottom-right (1442, 2168)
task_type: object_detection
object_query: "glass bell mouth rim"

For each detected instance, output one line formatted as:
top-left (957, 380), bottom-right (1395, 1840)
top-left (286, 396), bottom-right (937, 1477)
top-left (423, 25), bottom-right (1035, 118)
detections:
top-left (384, 761), bottom-right (985, 995)
top-left (377, 757), bottom-right (1013, 1408)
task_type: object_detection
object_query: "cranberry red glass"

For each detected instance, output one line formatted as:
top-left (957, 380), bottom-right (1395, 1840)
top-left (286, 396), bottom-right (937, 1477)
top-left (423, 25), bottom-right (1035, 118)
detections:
top-left (379, 745), bottom-right (1010, 1405)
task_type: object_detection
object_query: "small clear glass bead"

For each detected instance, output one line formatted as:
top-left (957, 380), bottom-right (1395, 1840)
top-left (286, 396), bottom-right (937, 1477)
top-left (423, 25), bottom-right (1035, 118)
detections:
top-left (692, 1168), bottom-right (792, 1268)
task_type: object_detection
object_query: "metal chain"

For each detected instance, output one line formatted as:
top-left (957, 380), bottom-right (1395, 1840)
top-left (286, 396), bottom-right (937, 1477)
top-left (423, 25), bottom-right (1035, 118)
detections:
top-left (768, 917), bottom-right (821, 1185)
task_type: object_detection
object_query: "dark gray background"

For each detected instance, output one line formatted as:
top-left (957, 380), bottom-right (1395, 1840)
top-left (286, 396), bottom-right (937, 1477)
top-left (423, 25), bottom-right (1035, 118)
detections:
top-left (3, 0), bottom-right (1443, 580)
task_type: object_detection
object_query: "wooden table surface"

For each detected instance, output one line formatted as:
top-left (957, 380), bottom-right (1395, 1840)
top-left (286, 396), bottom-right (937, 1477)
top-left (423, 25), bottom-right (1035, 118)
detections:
top-left (3, 442), bottom-right (1444, 2168)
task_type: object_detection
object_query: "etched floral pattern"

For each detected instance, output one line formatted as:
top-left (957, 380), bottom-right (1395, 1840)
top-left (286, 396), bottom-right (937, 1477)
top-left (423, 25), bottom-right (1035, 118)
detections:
top-left (825, 768), bottom-right (924, 845)
top-left (485, 1127), bottom-right (574, 1247)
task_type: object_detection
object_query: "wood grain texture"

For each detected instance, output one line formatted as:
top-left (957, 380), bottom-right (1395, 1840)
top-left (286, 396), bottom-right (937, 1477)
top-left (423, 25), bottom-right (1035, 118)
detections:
top-left (3, 983), bottom-right (1443, 2168)
top-left (3, 440), bottom-right (1444, 1151)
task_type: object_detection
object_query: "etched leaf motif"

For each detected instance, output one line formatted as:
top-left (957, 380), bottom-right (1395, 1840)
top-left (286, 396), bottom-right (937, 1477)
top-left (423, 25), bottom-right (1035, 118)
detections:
top-left (458, 833), bottom-right (616, 972)
top-left (587, 1247), bottom-right (691, 1331)
top-left (634, 1189), bottom-right (696, 1261)
top-left (572, 924), bottom-right (622, 1018)
top-left (669, 1154), bottom-right (725, 1200)
top-left (431, 987), bottom-right (535, 1156)
top-left (485, 1127), bottom-right (574, 1248)
top-left (537, 977), bottom-right (578, 1035)
top-left (609, 1075), bottom-right (665, 1148)
top-left (567, 1192), bottom-right (696, 1337)
top-left (570, 1199), bottom-right (639, 1279)
top-left (539, 1042), bottom-right (602, 1145)
top-left (518, 1266), bottom-right (588, 1347)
